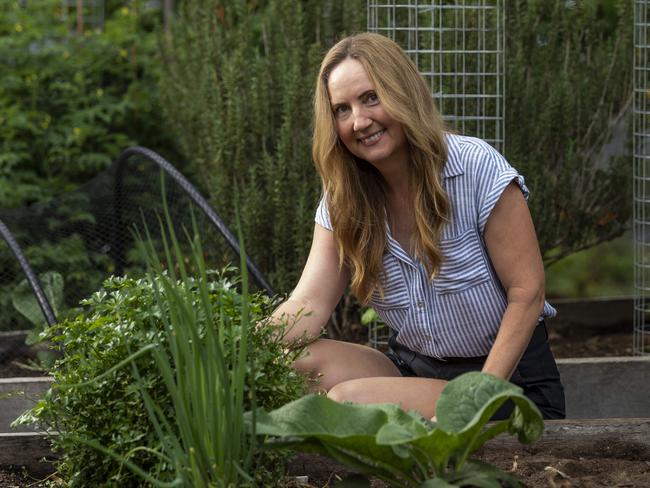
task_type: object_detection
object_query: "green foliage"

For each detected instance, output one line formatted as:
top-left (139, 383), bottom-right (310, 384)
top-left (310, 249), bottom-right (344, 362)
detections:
top-left (17, 269), bottom-right (306, 487)
top-left (159, 0), bottom-right (365, 294)
top-left (546, 232), bottom-right (633, 298)
top-left (11, 270), bottom-right (63, 328)
top-left (360, 307), bottom-right (380, 326)
top-left (0, 0), bottom-right (176, 208)
top-left (505, 0), bottom-right (633, 264)
top-left (252, 372), bottom-right (543, 487)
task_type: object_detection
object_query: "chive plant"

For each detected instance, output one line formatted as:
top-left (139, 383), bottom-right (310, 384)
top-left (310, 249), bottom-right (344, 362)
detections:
top-left (129, 206), bottom-right (258, 487)
top-left (73, 206), bottom-right (259, 487)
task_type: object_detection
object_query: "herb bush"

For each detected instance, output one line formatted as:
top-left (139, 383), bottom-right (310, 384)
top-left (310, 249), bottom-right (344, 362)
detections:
top-left (21, 269), bottom-right (306, 487)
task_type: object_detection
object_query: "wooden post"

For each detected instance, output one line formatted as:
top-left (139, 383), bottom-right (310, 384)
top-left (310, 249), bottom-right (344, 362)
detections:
top-left (76, 0), bottom-right (84, 34)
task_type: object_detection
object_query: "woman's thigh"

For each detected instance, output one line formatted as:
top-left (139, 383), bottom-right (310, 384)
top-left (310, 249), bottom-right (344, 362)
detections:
top-left (293, 338), bottom-right (402, 391)
top-left (327, 376), bottom-right (447, 420)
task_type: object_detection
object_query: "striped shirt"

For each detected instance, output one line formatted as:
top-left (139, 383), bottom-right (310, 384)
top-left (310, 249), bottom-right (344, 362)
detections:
top-left (315, 133), bottom-right (557, 358)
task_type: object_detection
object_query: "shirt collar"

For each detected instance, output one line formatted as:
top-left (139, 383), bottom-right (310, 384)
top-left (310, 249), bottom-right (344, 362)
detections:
top-left (442, 134), bottom-right (465, 179)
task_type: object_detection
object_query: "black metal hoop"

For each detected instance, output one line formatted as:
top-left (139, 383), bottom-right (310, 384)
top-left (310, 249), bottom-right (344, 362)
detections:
top-left (112, 146), bottom-right (274, 296)
top-left (0, 219), bottom-right (58, 326)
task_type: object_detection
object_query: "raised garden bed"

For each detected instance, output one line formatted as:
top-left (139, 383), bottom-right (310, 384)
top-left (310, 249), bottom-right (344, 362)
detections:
top-left (1, 298), bottom-right (648, 487)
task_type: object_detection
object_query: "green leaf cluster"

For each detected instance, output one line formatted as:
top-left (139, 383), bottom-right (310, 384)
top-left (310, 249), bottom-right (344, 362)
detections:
top-left (0, 0), bottom-right (177, 209)
top-left (252, 372), bottom-right (543, 487)
top-left (18, 269), bottom-right (306, 487)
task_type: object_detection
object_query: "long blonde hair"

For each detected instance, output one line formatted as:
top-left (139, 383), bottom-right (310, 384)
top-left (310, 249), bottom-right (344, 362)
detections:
top-left (313, 32), bottom-right (450, 304)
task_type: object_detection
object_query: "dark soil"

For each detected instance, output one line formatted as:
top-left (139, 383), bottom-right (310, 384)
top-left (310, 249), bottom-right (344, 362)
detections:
top-left (3, 450), bottom-right (650, 488)
top-left (286, 450), bottom-right (650, 488)
top-left (547, 328), bottom-right (634, 358)
top-left (0, 465), bottom-right (49, 488)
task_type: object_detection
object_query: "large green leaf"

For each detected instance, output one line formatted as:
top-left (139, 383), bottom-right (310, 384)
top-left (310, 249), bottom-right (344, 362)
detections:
top-left (435, 372), bottom-right (543, 445)
top-left (11, 270), bottom-right (63, 327)
top-left (254, 373), bottom-right (544, 487)
top-left (253, 394), bottom-right (424, 477)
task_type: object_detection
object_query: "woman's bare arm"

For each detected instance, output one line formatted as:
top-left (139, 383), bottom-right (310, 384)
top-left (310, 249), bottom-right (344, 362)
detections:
top-left (270, 223), bottom-right (350, 343)
top-left (482, 182), bottom-right (546, 380)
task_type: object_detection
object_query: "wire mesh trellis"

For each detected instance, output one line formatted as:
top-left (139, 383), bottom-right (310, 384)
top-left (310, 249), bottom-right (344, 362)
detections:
top-left (634, 0), bottom-right (650, 356)
top-left (368, 0), bottom-right (505, 151)
top-left (367, 0), bottom-right (504, 349)
top-left (61, 0), bottom-right (105, 31)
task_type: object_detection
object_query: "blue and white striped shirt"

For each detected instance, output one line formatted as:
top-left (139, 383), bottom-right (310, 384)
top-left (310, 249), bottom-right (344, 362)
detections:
top-left (315, 133), bottom-right (556, 358)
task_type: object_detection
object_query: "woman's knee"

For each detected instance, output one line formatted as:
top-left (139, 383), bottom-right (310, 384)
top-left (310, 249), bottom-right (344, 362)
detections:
top-left (327, 379), bottom-right (366, 404)
top-left (291, 338), bottom-right (331, 374)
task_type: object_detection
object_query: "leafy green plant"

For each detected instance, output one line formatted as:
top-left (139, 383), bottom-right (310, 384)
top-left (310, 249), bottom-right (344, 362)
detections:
top-left (62, 208), bottom-right (264, 487)
top-left (11, 270), bottom-right (63, 332)
top-left (159, 0), bottom-right (365, 297)
top-left (506, 0), bottom-right (633, 264)
top-left (17, 264), bottom-right (306, 487)
top-left (10, 270), bottom-right (65, 367)
top-left (252, 372), bottom-right (543, 487)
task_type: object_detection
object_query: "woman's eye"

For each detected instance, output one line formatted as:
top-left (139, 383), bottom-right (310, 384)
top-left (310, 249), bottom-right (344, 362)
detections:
top-left (366, 93), bottom-right (379, 104)
top-left (334, 105), bottom-right (349, 116)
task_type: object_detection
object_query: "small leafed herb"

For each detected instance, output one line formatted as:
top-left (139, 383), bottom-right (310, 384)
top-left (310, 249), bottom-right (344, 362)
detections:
top-left (251, 372), bottom-right (544, 488)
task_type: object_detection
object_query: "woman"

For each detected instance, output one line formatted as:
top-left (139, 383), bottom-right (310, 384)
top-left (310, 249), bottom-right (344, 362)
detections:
top-left (270, 32), bottom-right (565, 420)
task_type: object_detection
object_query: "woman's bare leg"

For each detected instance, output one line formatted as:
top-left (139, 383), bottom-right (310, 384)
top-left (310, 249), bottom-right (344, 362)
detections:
top-left (292, 338), bottom-right (447, 418)
top-left (293, 338), bottom-right (402, 391)
top-left (327, 376), bottom-right (447, 419)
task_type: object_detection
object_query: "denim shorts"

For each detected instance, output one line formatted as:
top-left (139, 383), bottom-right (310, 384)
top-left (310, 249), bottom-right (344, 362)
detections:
top-left (385, 321), bottom-right (566, 420)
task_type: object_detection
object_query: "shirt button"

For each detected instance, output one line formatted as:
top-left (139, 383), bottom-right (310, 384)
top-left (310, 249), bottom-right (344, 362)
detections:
top-left (417, 300), bottom-right (424, 308)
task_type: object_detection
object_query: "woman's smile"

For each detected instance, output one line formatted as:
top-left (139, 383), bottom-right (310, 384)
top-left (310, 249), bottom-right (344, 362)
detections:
top-left (359, 128), bottom-right (386, 145)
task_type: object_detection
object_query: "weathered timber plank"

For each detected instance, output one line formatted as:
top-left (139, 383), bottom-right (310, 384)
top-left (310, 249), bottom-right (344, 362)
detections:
top-left (0, 433), bottom-right (55, 477)
top-left (483, 418), bottom-right (650, 459)
top-left (0, 377), bottom-right (53, 432)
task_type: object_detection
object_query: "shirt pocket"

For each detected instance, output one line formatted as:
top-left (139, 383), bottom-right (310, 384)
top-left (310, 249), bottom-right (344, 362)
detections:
top-left (371, 256), bottom-right (410, 309)
top-left (435, 227), bottom-right (491, 294)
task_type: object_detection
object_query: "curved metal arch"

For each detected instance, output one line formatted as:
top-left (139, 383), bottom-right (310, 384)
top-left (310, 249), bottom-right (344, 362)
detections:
top-left (0, 219), bottom-right (58, 326)
top-left (112, 146), bottom-right (274, 296)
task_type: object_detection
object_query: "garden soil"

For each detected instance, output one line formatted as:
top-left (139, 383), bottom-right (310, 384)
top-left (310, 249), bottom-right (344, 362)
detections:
top-left (285, 449), bottom-right (650, 488)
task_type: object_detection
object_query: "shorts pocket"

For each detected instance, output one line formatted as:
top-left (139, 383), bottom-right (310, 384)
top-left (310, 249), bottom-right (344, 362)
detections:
top-left (435, 228), bottom-right (490, 294)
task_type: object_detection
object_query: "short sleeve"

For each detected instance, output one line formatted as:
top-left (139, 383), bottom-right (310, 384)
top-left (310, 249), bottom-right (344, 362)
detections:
top-left (474, 143), bottom-right (530, 235)
top-left (315, 196), bottom-right (333, 231)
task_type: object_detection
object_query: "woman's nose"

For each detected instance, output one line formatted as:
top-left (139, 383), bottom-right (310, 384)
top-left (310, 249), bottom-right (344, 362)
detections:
top-left (352, 109), bottom-right (372, 132)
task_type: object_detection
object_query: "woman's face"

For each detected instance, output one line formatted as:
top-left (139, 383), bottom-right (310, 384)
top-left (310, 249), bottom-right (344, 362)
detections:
top-left (327, 58), bottom-right (408, 171)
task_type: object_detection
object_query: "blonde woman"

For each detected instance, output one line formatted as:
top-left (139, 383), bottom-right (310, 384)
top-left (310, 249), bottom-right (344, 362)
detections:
top-left (271, 32), bottom-right (565, 420)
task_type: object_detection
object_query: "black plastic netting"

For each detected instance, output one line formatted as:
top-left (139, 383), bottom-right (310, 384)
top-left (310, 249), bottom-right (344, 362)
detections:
top-left (0, 148), bottom-right (270, 364)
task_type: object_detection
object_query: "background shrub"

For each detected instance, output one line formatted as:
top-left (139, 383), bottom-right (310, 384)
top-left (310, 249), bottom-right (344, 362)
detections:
top-left (0, 0), bottom-right (178, 209)
top-left (505, 0), bottom-right (632, 264)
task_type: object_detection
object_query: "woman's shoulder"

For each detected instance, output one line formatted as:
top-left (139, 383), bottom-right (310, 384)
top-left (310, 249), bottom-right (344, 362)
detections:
top-left (444, 133), bottom-right (512, 178)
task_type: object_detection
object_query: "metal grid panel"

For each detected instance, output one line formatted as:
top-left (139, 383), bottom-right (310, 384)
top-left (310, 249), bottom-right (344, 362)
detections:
top-left (61, 0), bottom-right (105, 31)
top-left (634, 0), bottom-right (650, 356)
top-left (368, 0), bottom-right (505, 152)
top-left (367, 0), bottom-right (504, 349)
